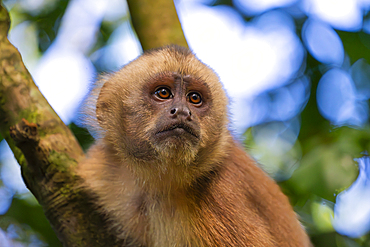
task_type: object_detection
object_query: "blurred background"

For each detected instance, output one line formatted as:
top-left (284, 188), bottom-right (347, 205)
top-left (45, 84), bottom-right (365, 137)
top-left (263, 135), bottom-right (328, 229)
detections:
top-left (1, 0), bottom-right (370, 246)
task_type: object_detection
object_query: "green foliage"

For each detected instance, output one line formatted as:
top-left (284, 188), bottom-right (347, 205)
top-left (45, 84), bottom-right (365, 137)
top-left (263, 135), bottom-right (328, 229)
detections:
top-left (2, 197), bottom-right (61, 246)
top-left (8, 0), bottom-right (71, 52)
top-left (339, 31), bottom-right (370, 64)
top-left (69, 122), bottom-right (94, 151)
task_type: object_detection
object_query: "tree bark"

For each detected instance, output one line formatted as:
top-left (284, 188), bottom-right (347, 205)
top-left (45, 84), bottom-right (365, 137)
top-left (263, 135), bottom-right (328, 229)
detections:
top-left (0, 0), bottom-right (188, 246)
top-left (0, 2), bottom-right (122, 246)
top-left (127, 0), bottom-right (188, 50)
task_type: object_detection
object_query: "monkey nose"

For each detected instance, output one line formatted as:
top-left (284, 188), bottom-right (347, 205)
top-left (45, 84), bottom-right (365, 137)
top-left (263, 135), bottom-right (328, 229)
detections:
top-left (170, 107), bottom-right (192, 120)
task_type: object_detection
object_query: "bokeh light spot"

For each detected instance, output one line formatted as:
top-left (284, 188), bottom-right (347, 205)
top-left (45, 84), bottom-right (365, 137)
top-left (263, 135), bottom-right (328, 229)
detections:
top-left (301, 0), bottom-right (363, 31)
top-left (333, 156), bottom-right (370, 238)
top-left (302, 19), bottom-right (344, 66)
top-left (317, 68), bottom-right (368, 126)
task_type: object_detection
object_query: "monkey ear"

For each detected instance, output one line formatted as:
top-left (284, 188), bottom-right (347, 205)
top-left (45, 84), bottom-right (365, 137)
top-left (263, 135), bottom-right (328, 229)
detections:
top-left (96, 82), bottom-right (112, 127)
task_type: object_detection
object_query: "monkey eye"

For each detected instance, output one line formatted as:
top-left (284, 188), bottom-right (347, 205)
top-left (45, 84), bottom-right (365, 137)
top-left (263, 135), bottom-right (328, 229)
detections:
top-left (154, 87), bottom-right (173, 99)
top-left (187, 92), bottom-right (202, 105)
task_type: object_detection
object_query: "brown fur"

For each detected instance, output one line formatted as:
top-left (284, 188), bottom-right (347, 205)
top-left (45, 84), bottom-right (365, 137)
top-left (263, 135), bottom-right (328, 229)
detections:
top-left (77, 45), bottom-right (311, 246)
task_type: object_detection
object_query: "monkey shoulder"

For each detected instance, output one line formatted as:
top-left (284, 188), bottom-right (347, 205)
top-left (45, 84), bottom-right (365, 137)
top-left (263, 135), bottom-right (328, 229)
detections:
top-left (195, 143), bottom-right (311, 246)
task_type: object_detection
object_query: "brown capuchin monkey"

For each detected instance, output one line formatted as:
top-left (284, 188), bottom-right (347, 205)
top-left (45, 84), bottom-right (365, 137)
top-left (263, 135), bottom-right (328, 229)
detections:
top-left (77, 45), bottom-right (312, 247)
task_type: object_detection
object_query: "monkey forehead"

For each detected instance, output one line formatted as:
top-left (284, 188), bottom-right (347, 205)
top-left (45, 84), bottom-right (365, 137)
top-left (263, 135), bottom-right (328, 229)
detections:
top-left (112, 45), bottom-right (228, 102)
top-left (143, 46), bottom-right (221, 85)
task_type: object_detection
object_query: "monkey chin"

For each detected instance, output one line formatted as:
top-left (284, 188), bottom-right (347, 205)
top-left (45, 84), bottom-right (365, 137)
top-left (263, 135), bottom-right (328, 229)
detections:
top-left (154, 134), bottom-right (199, 167)
top-left (150, 121), bottom-right (200, 166)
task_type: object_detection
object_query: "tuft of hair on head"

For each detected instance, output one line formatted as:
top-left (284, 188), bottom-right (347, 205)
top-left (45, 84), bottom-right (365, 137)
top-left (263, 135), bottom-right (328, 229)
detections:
top-left (78, 73), bottom-right (112, 139)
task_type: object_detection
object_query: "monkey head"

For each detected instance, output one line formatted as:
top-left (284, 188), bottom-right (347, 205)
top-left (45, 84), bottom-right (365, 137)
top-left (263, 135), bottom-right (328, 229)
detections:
top-left (91, 46), bottom-right (231, 185)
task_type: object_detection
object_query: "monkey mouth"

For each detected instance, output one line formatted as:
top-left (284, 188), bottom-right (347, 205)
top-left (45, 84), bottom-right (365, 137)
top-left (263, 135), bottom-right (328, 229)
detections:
top-left (156, 123), bottom-right (199, 139)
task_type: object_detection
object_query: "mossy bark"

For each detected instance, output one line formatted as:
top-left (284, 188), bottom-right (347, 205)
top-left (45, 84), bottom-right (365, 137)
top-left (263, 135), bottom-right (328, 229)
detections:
top-left (0, 2), bottom-right (119, 246)
top-left (127, 0), bottom-right (188, 50)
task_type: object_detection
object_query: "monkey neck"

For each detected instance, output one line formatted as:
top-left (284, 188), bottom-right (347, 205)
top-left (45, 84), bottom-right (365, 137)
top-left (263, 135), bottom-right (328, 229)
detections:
top-left (102, 132), bottom-right (234, 196)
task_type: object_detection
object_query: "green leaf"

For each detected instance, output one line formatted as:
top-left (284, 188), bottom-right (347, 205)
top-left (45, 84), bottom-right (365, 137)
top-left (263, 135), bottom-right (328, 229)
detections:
top-left (68, 122), bottom-right (94, 151)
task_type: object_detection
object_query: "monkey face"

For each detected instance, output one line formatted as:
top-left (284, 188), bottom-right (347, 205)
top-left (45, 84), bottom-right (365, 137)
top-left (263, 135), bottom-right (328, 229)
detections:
top-left (144, 72), bottom-right (212, 148)
top-left (94, 46), bottom-right (229, 167)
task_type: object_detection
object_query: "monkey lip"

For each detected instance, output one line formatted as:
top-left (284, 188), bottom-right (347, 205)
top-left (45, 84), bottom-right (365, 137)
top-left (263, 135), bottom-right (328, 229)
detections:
top-left (156, 123), bottom-right (199, 139)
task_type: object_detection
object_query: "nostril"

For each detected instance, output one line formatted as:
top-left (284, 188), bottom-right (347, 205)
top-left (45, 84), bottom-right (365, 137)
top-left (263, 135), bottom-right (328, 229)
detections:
top-left (170, 108), bottom-right (177, 114)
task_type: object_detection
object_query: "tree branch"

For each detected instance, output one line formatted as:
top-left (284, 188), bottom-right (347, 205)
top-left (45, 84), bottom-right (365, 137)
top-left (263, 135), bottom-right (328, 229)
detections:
top-left (0, 2), bottom-right (119, 246)
top-left (127, 0), bottom-right (188, 50)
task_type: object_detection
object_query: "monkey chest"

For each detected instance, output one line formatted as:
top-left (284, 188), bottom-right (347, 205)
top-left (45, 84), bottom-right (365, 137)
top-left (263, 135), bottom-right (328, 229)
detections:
top-left (125, 198), bottom-right (275, 247)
